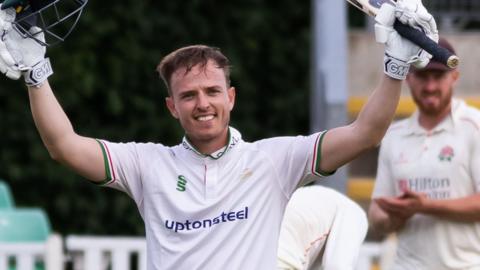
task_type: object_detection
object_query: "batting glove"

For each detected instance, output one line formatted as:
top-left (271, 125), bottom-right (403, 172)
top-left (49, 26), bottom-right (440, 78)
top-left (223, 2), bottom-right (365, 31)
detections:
top-left (395, 0), bottom-right (437, 36)
top-left (395, 0), bottom-right (439, 68)
top-left (374, 1), bottom-right (438, 80)
top-left (0, 5), bottom-right (53, 87)
top-left (0, 6), bottom-right (21, 79)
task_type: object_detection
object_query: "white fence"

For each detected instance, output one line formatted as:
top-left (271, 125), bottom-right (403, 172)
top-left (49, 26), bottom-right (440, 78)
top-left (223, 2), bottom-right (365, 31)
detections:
top-left (0, 236), bottom-right (395, 270)
top-left (0, 234), bottom-right (63, 270)
top-left (66, 236), bottom-right (146, 270)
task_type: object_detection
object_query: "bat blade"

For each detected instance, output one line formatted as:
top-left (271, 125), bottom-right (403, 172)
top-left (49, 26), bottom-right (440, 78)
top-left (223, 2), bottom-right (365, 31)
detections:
top-left (347, 0), bottom-right (392, 16)
top-left (347, 0), bottom-right (459, 68)
top-left (368, 0), bottom-right (393, 10)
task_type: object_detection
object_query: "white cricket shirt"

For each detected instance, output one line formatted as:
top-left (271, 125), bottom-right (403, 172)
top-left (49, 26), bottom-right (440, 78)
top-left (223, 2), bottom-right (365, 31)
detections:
top-left (96, 127), bottom-right (329, 270)
top-left (373, 99), bottom-right (480, 270)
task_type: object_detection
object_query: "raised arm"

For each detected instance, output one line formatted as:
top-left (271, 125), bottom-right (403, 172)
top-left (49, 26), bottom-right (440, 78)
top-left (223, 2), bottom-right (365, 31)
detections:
top-left (27, 82), bottom-right (106, 182)
top-left (318, 2), bottom-right (438, 173)
top-left (320, 75), bottom-right (401, 172)
top-left (0, 6), bottom-right (106, 183)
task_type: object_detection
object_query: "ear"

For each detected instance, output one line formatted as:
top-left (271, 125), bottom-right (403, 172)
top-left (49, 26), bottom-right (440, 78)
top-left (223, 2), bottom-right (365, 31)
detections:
top-left (227, 87), bottom-right (236, 111)
top-left (405, 73), bottom-right (414, 87)
top-left (165, 97), bottom-right (179, 119)
top-left (450, 69), bottom-right (460, 87)
top-left (406, 72), bottom-right (411, 81)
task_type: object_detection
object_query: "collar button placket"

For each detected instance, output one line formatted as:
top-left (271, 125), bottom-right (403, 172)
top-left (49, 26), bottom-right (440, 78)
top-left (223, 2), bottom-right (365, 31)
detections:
top-left (204, 159), bottom-right (218, 200)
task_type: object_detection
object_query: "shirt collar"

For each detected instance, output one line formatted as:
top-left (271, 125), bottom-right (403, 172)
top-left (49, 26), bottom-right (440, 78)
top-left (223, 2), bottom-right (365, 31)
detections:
top-left (405, 98), bottom-right (464, 136)
top-left (181, 127), bottom-right (242, 160)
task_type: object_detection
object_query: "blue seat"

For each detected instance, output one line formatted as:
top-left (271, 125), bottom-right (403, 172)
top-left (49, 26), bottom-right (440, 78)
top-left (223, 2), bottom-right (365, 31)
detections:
top-left (0, 208), bottom-right (51, 270)
top-left (0, 208), bottom-right (51, 242)
top-left (0, 181), bottom-right (14, 209)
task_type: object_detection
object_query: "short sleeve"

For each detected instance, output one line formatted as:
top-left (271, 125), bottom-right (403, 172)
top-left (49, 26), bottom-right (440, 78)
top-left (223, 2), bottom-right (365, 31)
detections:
top-left (372, 139), bottom-right (396, 198)
top-left (95, 140), bottom-right (145, 205)
top-left (255, 131), bottom-right (334, 196)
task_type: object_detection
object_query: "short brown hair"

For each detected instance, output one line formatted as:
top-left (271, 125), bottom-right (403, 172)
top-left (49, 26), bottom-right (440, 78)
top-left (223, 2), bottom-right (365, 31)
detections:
top-left (157, 45), bottom-right (231, 95)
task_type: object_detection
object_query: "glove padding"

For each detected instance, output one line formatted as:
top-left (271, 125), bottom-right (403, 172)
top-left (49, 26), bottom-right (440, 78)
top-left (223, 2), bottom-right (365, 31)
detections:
top-left (395, 0), bottom-right (438, 35)
top-left (0, 4), bottom-right (53, 86)
top-left (0, 6), bottom-right (20, 79)
top-left (374, 0), bottom-right (438, 80)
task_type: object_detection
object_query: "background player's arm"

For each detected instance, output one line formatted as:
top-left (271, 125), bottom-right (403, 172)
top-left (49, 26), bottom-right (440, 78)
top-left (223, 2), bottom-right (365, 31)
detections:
top-left (368, 199), bottom-right (408, 235)
top-left (419, 194), bottom-right (480, 222)
top-left (368, 133), bottom-right (407, 235)
top-left (375, 190), bottom-right (480, 223)
top-left (28, 81), bottom-right (106, 183)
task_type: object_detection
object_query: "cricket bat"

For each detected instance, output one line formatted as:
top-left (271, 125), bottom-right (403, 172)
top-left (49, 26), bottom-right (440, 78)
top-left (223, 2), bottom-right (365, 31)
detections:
top-left (347, 0), bottom-right (459, 68)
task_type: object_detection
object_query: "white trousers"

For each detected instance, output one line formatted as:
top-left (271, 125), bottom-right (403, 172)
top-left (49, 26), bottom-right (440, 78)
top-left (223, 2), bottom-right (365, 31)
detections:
top-left (277, 185), bottom-right (368, 270)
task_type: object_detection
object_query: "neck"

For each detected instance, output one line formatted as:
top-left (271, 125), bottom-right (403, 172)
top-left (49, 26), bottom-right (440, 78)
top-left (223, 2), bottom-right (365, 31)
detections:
top-left (418, 105), bottom-right (451, 131)
top-left (195, 140), bottom-right (228, 155)
top-left (186, 130), bottom-right (229, 155)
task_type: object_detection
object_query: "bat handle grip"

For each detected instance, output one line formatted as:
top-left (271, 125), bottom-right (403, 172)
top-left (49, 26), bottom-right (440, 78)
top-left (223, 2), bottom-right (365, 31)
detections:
top-left (393, 20), bottom-right (459, 69)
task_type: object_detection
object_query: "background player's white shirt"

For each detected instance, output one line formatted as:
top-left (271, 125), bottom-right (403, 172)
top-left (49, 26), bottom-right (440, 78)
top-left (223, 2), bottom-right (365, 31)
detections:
top-left (277, 185), bottom-right (367, 270)
top-left (96, 127), bottom-right (329, 270)
top-left (373, 99), bottom-right (480, 270)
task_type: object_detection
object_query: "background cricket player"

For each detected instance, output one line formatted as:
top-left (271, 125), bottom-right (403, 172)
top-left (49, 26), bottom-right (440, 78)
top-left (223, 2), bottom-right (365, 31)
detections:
top-left (369, 37), bottom-right (480, 270)
top-left (278, 185), bottom-right (368, 270)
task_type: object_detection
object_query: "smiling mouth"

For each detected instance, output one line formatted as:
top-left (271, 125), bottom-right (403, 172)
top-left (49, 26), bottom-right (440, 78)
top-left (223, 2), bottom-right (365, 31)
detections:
top-left (196, 115), bottom-right (215, 121)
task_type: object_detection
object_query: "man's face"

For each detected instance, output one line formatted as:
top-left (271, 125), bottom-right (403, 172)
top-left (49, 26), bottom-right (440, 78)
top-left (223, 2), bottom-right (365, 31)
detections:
top-left (166, 61), bottom-right (235, 148)
top-left (407, 69), bottom-right (459, 116)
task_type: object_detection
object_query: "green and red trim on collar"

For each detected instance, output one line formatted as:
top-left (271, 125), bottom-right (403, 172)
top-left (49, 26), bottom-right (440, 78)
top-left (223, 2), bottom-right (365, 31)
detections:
top-left (181, 127), bottom-right (242, 160)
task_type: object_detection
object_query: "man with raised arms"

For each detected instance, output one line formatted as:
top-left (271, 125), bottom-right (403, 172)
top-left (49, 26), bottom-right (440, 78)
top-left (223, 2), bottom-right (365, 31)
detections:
top-left (0, 1), bottom-right (437, 269)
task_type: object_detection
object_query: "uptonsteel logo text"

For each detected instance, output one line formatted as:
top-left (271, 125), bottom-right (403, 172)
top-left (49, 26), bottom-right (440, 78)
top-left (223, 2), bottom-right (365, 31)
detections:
top-left (165, 207), bottom-right (249, 232)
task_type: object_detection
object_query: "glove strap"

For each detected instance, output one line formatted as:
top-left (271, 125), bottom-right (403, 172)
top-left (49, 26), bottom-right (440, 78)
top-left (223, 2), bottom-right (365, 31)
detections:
top-left (384, 54), bottom-right (410, 80)
top-left (24, 58), bottom-right (53, 87)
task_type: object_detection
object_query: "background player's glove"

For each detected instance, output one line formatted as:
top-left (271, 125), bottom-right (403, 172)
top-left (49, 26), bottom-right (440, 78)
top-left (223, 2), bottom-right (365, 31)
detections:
top-left (374, 0), bottom-right (438, 80)
top-left (0, 5), bottom-right (53, 86)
